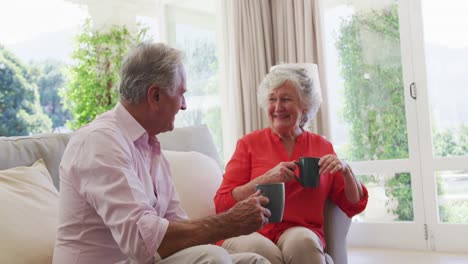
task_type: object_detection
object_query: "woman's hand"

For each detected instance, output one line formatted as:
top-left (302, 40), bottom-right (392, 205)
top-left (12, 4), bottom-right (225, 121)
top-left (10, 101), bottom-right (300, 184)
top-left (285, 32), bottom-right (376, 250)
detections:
top-left (318, 154), bottom-right (350, 176)
top-left (261, 161), bottom-right (297, 183)
top-left (232, 161), bottom-right (296, 202)
top-left (319, 154), bottom-right (364, 203)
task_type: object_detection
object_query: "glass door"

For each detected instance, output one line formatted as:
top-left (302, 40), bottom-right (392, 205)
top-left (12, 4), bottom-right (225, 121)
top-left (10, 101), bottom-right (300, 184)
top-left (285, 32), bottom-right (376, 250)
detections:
top-left (320, 0), bottom-right (468, 252)
top-left (413, 0), bottom-right (468, 252)
top-left (320, 0), bottom-right (428, 250)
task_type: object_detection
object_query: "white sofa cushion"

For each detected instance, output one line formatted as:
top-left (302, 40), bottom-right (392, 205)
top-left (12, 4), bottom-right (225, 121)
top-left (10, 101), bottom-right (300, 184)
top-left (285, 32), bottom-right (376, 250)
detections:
top-left (0, 133), bottom-right (71, 189)
top-left (158, 125), bottom-right (221, 166)
top-left (0, 159), bottom-right (59, 264)
top-left (163, 150), bottom-right (222, 220)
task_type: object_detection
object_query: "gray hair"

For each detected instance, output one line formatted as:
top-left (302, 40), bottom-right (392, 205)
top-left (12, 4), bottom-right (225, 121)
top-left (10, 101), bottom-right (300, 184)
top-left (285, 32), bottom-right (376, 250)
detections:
top-left (257, 63), bottom-right (322, 127)
top-left (119, 42), bottom-right (184, 104)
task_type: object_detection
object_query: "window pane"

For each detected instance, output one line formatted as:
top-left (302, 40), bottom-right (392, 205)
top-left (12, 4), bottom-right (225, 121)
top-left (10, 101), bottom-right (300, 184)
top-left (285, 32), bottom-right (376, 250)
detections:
top-left (436, 170), bottom-right (468, 223)
top-left (355, 172), bottom-right (414, 222)
top-left (322, 0), bottom-right (409, 161)
top-left (421, 0), bottom-right (468, 158)
top-left (0, 0), bottom-right (87, 136)
top-left (136, 16), bottom-right (160, 42)
top-left (0, 0), bottom-right (160, 136)
top-left (169, 6), bottom-right (224, 161)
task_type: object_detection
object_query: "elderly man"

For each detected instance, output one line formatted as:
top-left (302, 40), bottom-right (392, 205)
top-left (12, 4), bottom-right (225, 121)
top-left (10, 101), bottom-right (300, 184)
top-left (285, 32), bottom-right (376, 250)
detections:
top-left (53, 42), bottom-right (271, 264)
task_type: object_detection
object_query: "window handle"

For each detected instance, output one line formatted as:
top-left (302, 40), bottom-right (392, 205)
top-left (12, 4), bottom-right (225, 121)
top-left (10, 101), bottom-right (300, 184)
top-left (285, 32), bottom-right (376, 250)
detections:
top-left (410, 82), bottom-right (417, 99)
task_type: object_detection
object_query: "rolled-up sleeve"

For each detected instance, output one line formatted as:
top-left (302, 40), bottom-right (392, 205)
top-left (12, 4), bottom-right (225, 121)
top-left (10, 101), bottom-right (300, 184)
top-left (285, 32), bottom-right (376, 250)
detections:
top-left (329, 171), bottom-right (369, 218)
top-left (137, 213), bottom-right (169, 261)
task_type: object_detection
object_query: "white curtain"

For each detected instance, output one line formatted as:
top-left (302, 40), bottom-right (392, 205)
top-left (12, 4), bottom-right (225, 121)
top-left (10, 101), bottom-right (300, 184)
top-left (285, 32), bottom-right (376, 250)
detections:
top-left (220, 0), bottom-right (274, 160)
top-left (220, 0), bottom-right (329, 160)
top-left (271, 0), bottom-right (330, 136)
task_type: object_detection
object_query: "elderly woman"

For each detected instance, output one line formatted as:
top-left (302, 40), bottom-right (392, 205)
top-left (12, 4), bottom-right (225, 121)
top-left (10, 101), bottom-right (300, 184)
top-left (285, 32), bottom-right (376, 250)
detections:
top-left (214, 63), bottom-right (368, 264)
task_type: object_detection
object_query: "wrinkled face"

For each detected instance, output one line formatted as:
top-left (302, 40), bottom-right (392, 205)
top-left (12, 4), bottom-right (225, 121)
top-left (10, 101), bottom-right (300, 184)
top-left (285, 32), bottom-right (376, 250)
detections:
top-left (158, 70), bottom-right (187, 133)
top-left (267, 81), bottom-right (305, 133)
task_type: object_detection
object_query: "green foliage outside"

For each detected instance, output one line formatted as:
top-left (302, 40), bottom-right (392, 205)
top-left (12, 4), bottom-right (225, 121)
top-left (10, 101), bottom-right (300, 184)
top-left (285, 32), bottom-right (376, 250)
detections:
top-left (357, 174), bottom-right (379, 186)
top-left (184, 39), bottom-right (218, 96)
top-left (30, 60), bottom-right (71, 129)
top-left (337, 4), bottom-right (468, 222)
top-left (0, 45), bottom-right (52, 136)
top-left (336, 5), bottom-right (412, 221)
top-left (62, 19), bottom-right (150, 130)
top-left (175, 37), bottom-right (224, 161)
top-left (433, 125), bottom-right (468, 157)
top-left (336, 5), bottom-right (408, 162)
top-left (385, 173), bottom-right (413, 220)
top-left (437, 170), bottom-right (468, 223)
top-left (440, 200), bottom-right (468, 223)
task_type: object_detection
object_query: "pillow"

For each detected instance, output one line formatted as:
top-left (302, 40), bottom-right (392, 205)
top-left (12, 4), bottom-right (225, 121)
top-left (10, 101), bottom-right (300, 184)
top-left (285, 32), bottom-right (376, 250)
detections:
top-left (158, 125), bottom-right (222, 166)
top-left (0, 159), bottom-right (59, 264)
top-left (163, 150), bottom-right (222, 220)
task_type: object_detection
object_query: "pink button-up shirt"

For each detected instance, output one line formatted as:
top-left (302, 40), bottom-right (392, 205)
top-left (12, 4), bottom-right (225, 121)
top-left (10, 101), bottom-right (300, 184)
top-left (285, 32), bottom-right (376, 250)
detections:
top-left (53, 103), bottom-right (188, 264)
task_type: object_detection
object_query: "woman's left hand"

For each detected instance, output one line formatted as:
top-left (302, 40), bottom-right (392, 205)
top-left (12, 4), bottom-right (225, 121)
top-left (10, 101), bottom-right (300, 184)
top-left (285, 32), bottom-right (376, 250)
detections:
top-left (318, 154), bottom-right (350, 176)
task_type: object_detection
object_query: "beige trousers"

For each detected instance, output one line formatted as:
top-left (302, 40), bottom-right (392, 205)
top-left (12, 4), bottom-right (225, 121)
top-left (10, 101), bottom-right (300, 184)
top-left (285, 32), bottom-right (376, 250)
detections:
top-left (155, 244), bottom-right (271, 264)
top-left (221, 227), bottom-right (333, 264)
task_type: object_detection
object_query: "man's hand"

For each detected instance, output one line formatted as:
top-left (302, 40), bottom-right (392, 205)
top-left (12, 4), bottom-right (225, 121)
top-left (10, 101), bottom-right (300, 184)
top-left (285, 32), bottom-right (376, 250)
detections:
top-left (224, 190), bottom-right (271, 236)
top-left (158, 190), bottom-right (270, 258)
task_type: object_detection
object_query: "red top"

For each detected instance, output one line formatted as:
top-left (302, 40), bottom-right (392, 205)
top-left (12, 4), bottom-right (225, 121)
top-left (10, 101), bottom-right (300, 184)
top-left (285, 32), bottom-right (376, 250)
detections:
top-left (214, 128), bottom-right (368, 249)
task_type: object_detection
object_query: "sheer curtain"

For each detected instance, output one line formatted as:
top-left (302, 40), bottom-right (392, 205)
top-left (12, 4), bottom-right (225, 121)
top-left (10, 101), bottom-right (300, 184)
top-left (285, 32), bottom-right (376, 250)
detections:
top-left (220, 0), bottom-right (329, 160)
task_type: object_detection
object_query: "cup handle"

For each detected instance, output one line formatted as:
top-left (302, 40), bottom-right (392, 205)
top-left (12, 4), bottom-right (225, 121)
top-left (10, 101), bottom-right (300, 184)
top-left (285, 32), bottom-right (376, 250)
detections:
top-left (293, 161), bottom-right (303, 186)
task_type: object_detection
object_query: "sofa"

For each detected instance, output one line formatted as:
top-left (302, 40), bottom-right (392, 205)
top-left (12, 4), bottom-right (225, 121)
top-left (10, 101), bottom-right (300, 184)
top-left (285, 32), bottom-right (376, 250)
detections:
top-left (0, 125), bottom-right (351, 264)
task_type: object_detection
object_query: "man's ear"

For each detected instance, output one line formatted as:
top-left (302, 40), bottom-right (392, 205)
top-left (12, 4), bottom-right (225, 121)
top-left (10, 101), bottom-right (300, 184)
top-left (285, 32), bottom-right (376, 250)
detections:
top-left (147, 85), bottom-right (160, 103)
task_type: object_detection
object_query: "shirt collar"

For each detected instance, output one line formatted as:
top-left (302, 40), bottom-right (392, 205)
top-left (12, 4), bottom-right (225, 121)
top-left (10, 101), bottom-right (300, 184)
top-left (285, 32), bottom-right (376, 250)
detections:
top-left (114, 102), bottom-right (149, 144)
top-left (267, 127), bottom-right (306, 143)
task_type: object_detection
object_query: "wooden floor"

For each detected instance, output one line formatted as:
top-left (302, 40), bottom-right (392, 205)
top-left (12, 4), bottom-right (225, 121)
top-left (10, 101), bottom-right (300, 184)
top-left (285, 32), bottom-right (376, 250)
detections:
top-left (348, 248), bottom-right (468, 264)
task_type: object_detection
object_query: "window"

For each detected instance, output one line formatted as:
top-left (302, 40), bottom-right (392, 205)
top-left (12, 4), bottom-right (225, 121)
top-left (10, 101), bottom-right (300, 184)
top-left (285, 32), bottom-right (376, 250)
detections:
top-left (0, 0), bottom-right (87, 135)
top-left (0, 0), bottom-right (160, 135)
top-left (320, 0), bottom-right (468, 252)
top-left (164, 1), bottom-right (224, 161)
top-left (322, 0), bottom-right (411, 224)
top-left (0, 0), bottom-right (223, 163)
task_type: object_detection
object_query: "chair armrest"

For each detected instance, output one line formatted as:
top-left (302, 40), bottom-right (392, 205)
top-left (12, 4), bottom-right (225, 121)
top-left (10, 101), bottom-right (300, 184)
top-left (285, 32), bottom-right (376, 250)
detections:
top-left (323, 199), bottom-right (351, 264)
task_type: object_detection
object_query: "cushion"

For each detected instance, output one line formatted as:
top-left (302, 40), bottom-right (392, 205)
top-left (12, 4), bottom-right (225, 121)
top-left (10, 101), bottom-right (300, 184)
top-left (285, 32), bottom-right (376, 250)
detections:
top-left (0, 159), bottom-right (59, 264)
top-left (0, 133), bottom-right (71, 189)
top-left (158, 125), bottom-right (221, 166)
top-left (163, 150), bottom-right (222, 219)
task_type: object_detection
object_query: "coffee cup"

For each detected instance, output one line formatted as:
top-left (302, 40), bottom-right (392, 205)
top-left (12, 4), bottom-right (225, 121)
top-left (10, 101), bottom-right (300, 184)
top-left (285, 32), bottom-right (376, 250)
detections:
top-left (294, 157), bottom-right (321, 188)
top-left (255, 182), bottom-right (285, 223)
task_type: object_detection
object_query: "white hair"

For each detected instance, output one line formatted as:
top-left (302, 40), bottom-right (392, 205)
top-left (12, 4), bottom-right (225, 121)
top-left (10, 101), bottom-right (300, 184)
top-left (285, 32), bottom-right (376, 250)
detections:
top-left (257, 63), bottom-right (322, 127)
top-left (119, 42), bottom-right (184, 104)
